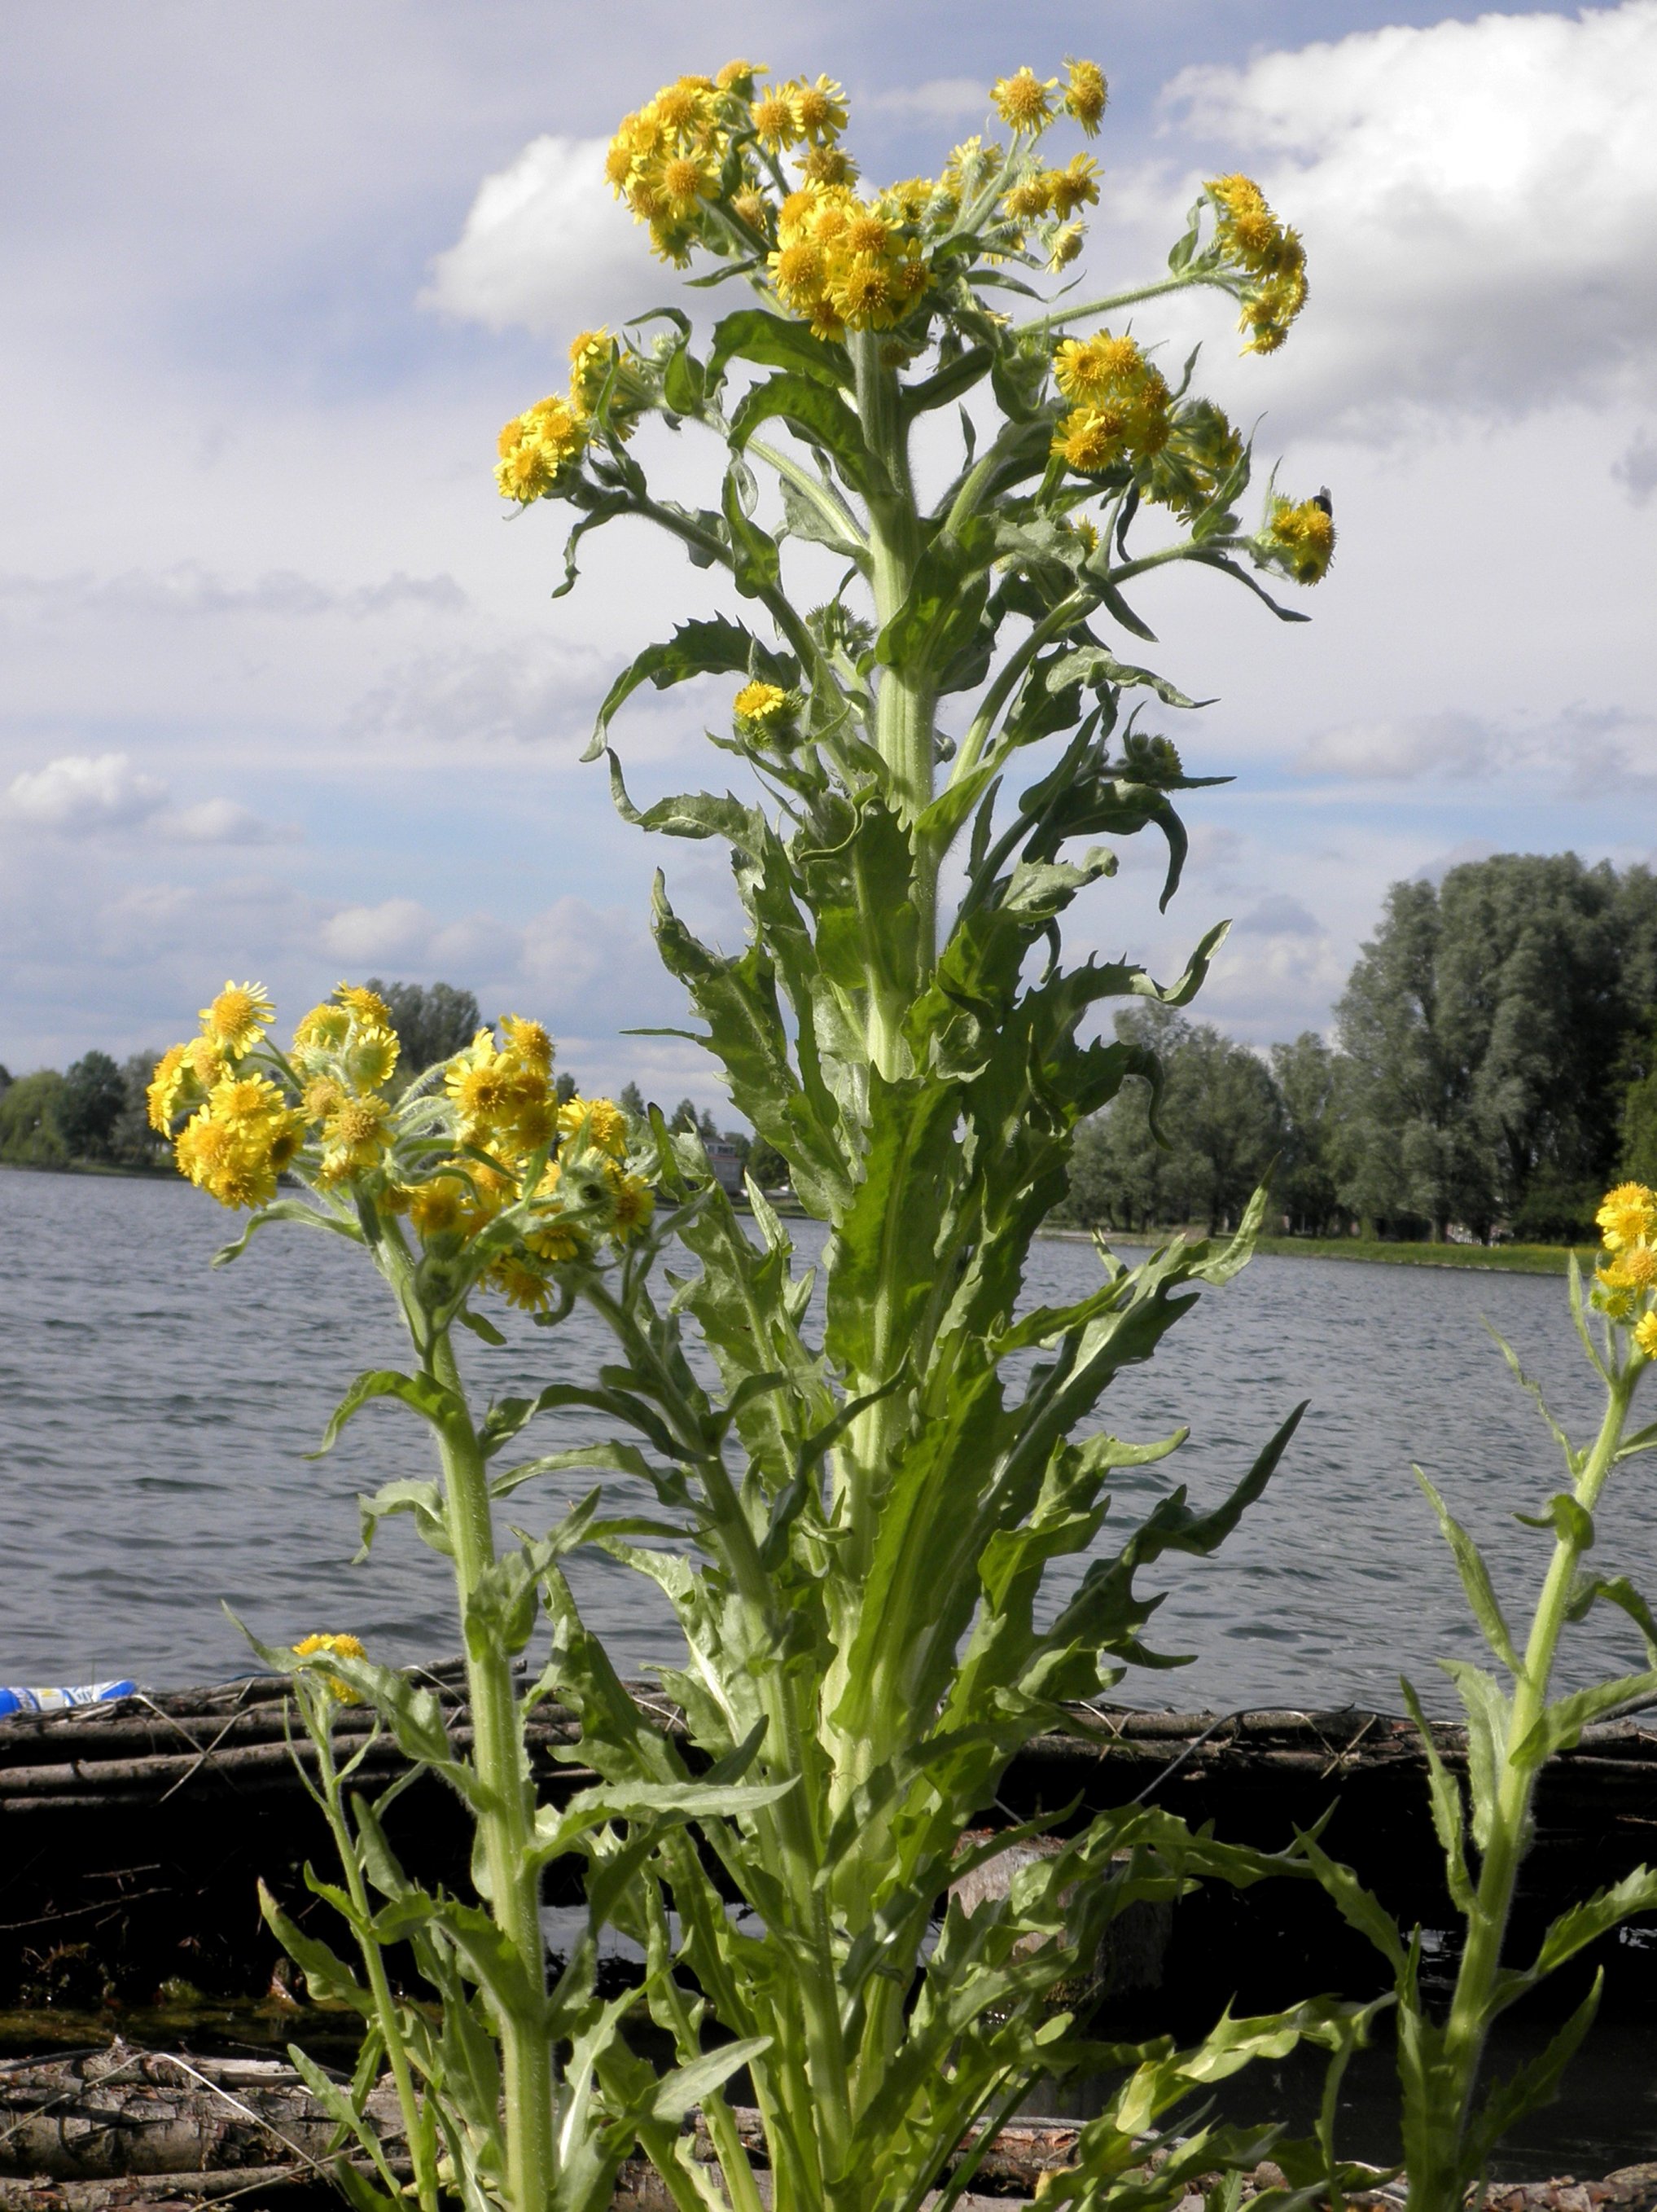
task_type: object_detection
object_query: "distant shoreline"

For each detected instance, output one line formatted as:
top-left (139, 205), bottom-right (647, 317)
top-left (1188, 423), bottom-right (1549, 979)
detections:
top-left (1040, 1225), bottom-right (1588, 1275)
top-left (0, 1156), bottom-right (175, 1183)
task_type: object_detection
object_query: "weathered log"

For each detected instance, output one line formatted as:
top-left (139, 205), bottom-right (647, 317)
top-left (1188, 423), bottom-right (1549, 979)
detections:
top-left (0, 2047), bottom-right (403, 2180)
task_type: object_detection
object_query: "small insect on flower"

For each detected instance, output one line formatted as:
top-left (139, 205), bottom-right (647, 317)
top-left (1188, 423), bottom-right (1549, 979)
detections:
top-left (199, 981), bottom-right (274, 1058)
top-left (293, 1632), bottom-right (366, 1704)
top-left (1264, 494), bottom-right (1336, 586)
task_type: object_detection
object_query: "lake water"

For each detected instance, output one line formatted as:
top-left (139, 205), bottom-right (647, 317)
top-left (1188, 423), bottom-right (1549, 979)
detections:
top-left (0, 1164), bottom-right (1646, 1712)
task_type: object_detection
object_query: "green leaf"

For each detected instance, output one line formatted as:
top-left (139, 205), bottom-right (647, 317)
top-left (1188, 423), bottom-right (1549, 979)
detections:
top-left (778, 472), bottom-right (866, 562)
top-left (586, 616), bottom-right (796, 763)
top-left (354, 1477), bottom-right (452, 1563)
top-left (708, 308), bottom-right (850, 391)
top-left (308, 1368), bottom-right (463, 1459)
top-left (1414, 1468), bottom-right (1523, 1677)
top-left (212, 1197), bottom-right (363, 1266)
top-left (1400, 1677), bottom-right (1473, 1916)
top-left (1510, 1666), bottom-right (1657, 1768)
top-left (729, 373), bottom-right (874, 497)
top-left (1566, 1572), bottom-right (1657, 1662)
top-left (1293, 1828), bottom-right (1407, 1973)
top-left (1464, 1974), bottom-right (1602, 2174)
top-left (1437, 1659), bottom-right (1510, 1849)
top-left (1515, 1491), bottom-right (1596, 1550)
top-left (257, 1880), bottom-right (375, 2016)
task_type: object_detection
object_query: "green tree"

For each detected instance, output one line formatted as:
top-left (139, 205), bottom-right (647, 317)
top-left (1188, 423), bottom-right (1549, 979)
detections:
top-left (1269, 1031), bottom-right (1344, 1235)
top-left (618, 1080), bottom-right (647, 1117)
top-left (1620, 1018), bottom-right (1657, 1186)
top-left (0, 1071), bottom-right (68, 1164)
top-left (747, 1135), bottom-right (790, 1190)
top-left (57, 1050), bottom-right (125, 1159)
top-left (1438, 853), bottom-right (1624, 1227)
top-left (1333, 879), bottom-right (1488, 1238)
top-left (1069, 1008), bottom-right (1282, 1234)
top-left (363, 978), bottom-right (481, 1079)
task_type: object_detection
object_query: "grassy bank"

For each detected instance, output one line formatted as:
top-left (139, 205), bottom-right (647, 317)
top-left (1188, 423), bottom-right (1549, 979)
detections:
top-left (1043, 1223), bottom-right (1591, 1274)
top-left (1251, 1234), bottom-right (1589, 1274)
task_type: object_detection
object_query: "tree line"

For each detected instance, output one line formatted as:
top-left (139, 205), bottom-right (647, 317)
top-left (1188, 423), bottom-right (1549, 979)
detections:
top-left (1063, 853), bottom-right (1657, 1244)
top-left (0, 977), bottom-right (785, 1184)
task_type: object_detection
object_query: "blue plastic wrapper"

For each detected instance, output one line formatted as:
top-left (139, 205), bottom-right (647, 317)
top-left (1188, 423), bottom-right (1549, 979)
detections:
top-left (0, 1679), bottom-right (136, 1718)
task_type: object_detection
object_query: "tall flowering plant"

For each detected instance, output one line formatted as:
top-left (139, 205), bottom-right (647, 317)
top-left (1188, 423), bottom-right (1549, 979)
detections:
top-left (1302, 1183), bottom-right (1657, 2210)
top-left (476, 53), bottom-right (1361, 2212)
top-left (148, 982), bottom-right (784, 2212)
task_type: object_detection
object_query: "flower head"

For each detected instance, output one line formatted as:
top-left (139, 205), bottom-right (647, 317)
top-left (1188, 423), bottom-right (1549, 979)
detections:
top-left (787, 74), bottom-right (848, 144)
top-left (293, 1631), bottom-right (366, 1703)
top-left (1637, 1311), bottom-right (1657, 1361)
top-left (1262, 494), bottom-right (1335, 586)
top-left (991, 68), bottom-right (1057, 133)
top-left (1598, 1183), bottom-right (1657, 1253)
top-left (734, 679), bottom-right (791, 725)
top-left (559, 1095), bottom-right (631, 1159)
top-left (1063, 58), bottom-right (1107, 135)
top-left (147, 1044), bottom-right (189, 1133)
top-left (199, 981), bottom-right (274, 1057)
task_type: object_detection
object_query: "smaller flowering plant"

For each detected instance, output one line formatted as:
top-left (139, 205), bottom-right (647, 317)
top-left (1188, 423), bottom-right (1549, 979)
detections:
top-left (149, 981), bottom-right (656, 1327)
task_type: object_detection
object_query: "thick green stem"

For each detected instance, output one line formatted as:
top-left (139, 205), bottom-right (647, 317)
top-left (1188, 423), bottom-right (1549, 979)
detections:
top-left (852, 329), bottom-right (935, 1073)
top-left (1415, 1363), bottom-right (1639, 2210)
top-left (428, 1328), bottom-right (555, 2212)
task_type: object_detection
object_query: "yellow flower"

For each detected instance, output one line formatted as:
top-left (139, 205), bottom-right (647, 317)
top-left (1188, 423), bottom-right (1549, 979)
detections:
top-left (800, 143), bottom-right (857, 187)
top-left (199, 981), bottom-right (274, 1057)
top-left (209, 1072), bottom-right (290, 1130)
top-left (322, 1094), bottom-right (393, 1174)
top-left (991, 68), bottom-right (1058, 132)
top-left (1637, 1311), bottom-right (1657, 1360)
top-left (1045, 153), bottom-right (1100, 219)
top-left (1048, 222), bottom-right (1085, 272)
top-left (501, 1016), bottom-right (554, 1076)
top-left (446, 1031), bottom-right (522, 1133)
top-left (495, 394), bottom-right (588, 504)
top-left (1264, 495), bottom-right (1335, 586)
top-left (489, 1255), bottom-right (554, 1313)
top-left (408, 1177), bottom-right (469, 1240)
top-left (1054, 331), bottom-right (1146, 405)
top-left (147, 1044), bottom-right (189, 1133)
top-left (302, 1074), bottom-right (347, 1125)
top-left (717, 58), bottom-right (764, 94)
top-left (559, 1096), bottom-right (630, 1159)
top-left (1598, 1183), bottom-right (1657, 1253)
top-left (292, 1002), bottom-right (350, 1060)
top-left (183, 1035), bottom-right (228, 1089)
top-left (787, 74), bottom-right (848, 143)
top-left (605, 1163), bottom-right (657, 1242)
top-left (525, 1217), bottom-right (588, 1266)
top-left (1063, 58), bottom-right (1108, 135)
top-left (346, 1026), bottom-right (401, 1092)
top-left (752, 88), bottom-right (800, 150)
top-left (335, 983), bottom-right (392, 1027)
top-left (175, 1112), bottom-right (279, 1211)
top-left (730, 186), bottom-right (772, 233)
top-left (293, 1631), bottom-right (366, 1703)
top-left (1602, 1244), bottom-right (1657, 1293)
top-left (734, 680), bottom-right (790, 723)
top-left (1053, 405), bottom-right (1129, 473)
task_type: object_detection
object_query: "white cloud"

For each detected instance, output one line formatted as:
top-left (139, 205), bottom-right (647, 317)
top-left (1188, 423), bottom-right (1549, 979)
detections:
top-left (1299, 711), bottom-right (1495, 780)
top-left (421, 134), bottom-right (682, 337)
top-left (4, 751), bottom-right (165, 832)
top-left (863, 77), bottom-right (987, 122)
top-left (1234, 893), bottom-right (1320, 937)
top-left (322, 897), bottom-right (434, 965)
top-left (1156, 2), bottom-right (1657, 431)
top-left (160, 798), bottom-right (296, 845)
top-left (0, 565), bottom-right (468, 623)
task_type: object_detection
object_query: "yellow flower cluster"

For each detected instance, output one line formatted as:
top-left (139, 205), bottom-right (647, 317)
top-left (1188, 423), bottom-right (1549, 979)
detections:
top-left (1204, 173), bottom-right (1308, 354)
top-left (152, 985), bottom-right (657, 1314)
top-left (495, 328), bottom-right (647, 507)
top-left (607, 64), bottom-right (780, 266)
top-left (769, 182), bottom-right (930, 338)
top-left (1262, 494), bottom-right (1336, 586)
top-left (1593, 1183), bottom-right (1657, 1354)
top-left (991, 59), bottom-right (1107, 136)
top-left (1050, 331), bottom-right (1171, 476)
top-left (148, 983), bottom-right (306, 1211)
top-left (1144, 398), bottom-right (1245, 521)
top-left (293, 1631), bottom-right (366, 1703)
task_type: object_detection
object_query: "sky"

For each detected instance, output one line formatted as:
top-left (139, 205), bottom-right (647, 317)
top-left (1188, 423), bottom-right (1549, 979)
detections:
top-left (2, 0), bottom-right (1653, 1104)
